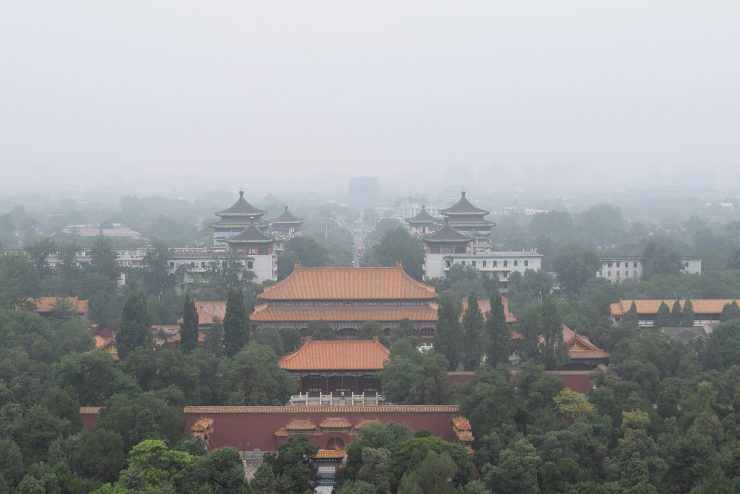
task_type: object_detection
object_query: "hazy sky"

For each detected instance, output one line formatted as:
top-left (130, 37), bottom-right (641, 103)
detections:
top-left (1, 1), bottom-right (739, 196)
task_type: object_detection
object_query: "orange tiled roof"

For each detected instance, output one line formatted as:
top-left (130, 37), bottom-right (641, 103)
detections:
top-left (29, 296), bottom-right (88, 315)
top-left (557, 325), bottom-right (609, 360)
top-left (79, 407), bottom-right (102, 415)
top-left (319, 417), bottom-right (352, 429)
top-left (274, 427), bottom-right (288, 437)
top-left (610, 299), bottom-right (739, 316)
top-left (315, 449), bottom-right (347, 459)
top-left (94, 335), bottom-right (117, 351)
top-left (195, 301), bottom-right (227, 325)
top-left (184, 405), bottom-right (459, 414)
top-left (176, 301), bottom-right (227, 326)
top-left (285, 419), bottom-right (317, 431)
top-left (279, 340), bottom-right (390, 371)
top-left (258, 264), bottom-right (437, 301)
top-left (461, 298), bottom-right (517, 323)
top-left (251, 303), bottom-right (438, 322)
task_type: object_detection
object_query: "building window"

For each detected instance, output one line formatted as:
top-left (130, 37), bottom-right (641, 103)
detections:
top-left (482, 260), bottom-right (487, 267)
top-left (492, 260), bottom-right (497, 267)
top-left (445, 259), bottom-right (451, 268)
top-left (634, 271), bottom-right (638, 277)
top-left (472, 260), bottom-right (476, 267)
top-left (503, 260), bottom-right (508, 267)
top-left (524, 260), bottom-right (529, 267)
top-left (608, 262), bottom-right (612, 267)
top-left (616, 262), bottom-right (621, 267)
top-left (247, 260), bottom-right (254, 269)
top-left (608, 271), bottom-right (611, 276)
top-left (514, 260), bottom-right (518, 267)
top-left (634, 262), bottom-right (638, 267)
top-left (461, 261), bottom-right (465, 266)
top-left (169, 262), bottom-right (174, 268)
top-left (201, 262), bottom-right (206, 268)
top-left (625, 272), bottom-right (629, 277)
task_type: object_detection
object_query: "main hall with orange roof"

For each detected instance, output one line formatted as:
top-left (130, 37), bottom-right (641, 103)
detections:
top-left (250, 262), bottom-right (439, 341)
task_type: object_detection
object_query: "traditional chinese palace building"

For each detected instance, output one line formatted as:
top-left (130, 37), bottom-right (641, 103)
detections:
top-left (440, 191), bottom-right (493, 252)
top-left (251, 263), bottom-right (438, 340)
top-left (419, 193), bottom-right (543, 288)
top-left (610, 298), bottom-right (739, 328)
top-left (405, 205), bottom-right (441, 237)
top-left (279, 340), bottom-right (390, 400)
top-left (167, 191), bottom-right (304, 286)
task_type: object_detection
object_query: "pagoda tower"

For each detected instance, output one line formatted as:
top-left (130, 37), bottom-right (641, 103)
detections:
top-left (268, 206), bottom-right (303, 250)
top-left (405, 205), bottom-right (441, 237)
top-left (421, 218), bottom-right (472, 280)
top-left (226, 222), bottom-right (277, 282)
top-left (212, 191), bottom-right (267, 247)
top-left (439, 192), bottom-right (493, 253)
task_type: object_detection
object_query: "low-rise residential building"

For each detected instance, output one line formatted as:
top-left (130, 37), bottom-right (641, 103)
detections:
top-left (60, 224), bottom-right (142, 239)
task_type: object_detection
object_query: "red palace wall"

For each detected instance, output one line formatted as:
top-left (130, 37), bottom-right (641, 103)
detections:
top-left (183, 405), bottom-right (460, 453)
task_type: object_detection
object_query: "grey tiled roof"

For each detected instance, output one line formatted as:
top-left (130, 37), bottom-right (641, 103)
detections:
top-left (216, 191), bottom-right (265, 217)
top-left (270, 206), bottom-right (303, 224)
top-left (422, 221), bottom-right (472, 243)
top-left (406, 205), bottom-right (441, 225)
top-left (228, 224), bottom-right (275, 243)
top-left (440, 192), bottom-right (490, 216)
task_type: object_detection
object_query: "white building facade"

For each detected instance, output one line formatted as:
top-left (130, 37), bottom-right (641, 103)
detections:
top-left (597, 256), bottom-right (702, 283)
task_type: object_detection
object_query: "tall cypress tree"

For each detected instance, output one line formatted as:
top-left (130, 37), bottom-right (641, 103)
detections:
top-left (485, 293), bottom-right (510, 367)
top-left (180, 292), bottom-right (199, 353)
top-left (116, 293), bottom-right (151, 359)
top-left (669, 299), bottom-right (682, 326)
top-left (462, 295), bottom-right (484, 370)
top-left (720, 301), bottom-right (740, 321)
top-left (623, 301), bottom-right (639, 326)
top-left (655, 301), bottom-right (671, 329)
top-left (540, 296), bottom-right (566, 370)
top-left (223, 288), bottom-right (248, 357)
top-left (681, 298), bottom-right (695, 327)
top-left (434, 297), bottom-right (462, 370)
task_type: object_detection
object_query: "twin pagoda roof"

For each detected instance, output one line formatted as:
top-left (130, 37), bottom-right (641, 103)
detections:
top-left (215, 191), bottom-right (302, 244)
top-left (416, 191), bottom-right (492, 243)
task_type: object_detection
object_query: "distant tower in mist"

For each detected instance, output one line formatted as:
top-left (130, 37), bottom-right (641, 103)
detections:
top-left (348, 176), bottom-right (381, 206)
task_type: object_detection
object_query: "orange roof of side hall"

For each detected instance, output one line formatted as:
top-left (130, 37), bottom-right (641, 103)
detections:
top-left (279, 340), bottom-right (391, 371)
top-left (29, 296), bottom-right (89, 315)
top-left (258, 263), bottom-right (437, 301)
top-left (461, 298), bottom-right (517, 323)
top-left (610, 299), bottom-right (740, 316)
